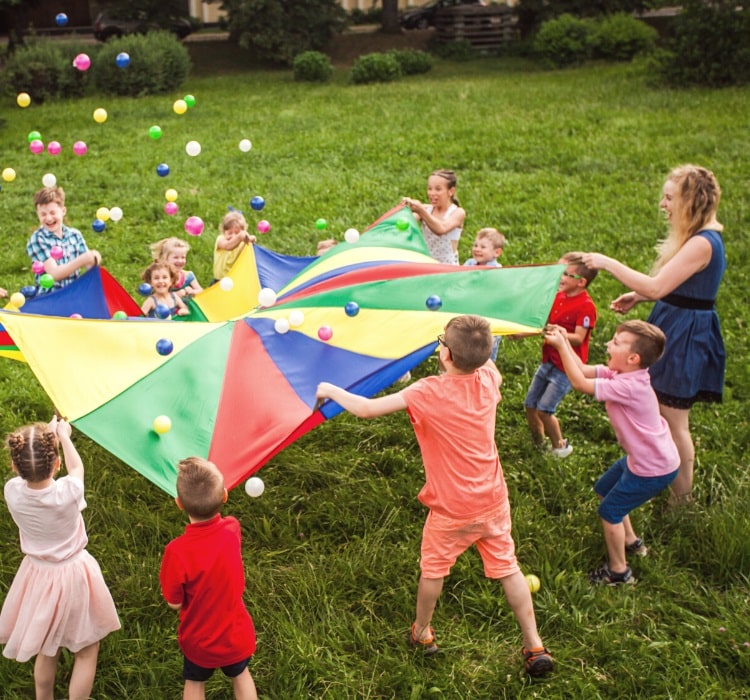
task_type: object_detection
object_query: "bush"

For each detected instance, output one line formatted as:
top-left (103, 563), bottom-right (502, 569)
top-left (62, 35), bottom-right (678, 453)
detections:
top-left (591, 13), bottom-right (657, 61)
top-left (91, 32), bottom-right (190, 97)
top-left (428, 37), bottom-right (475, 62)
top-left (533, 13), bottom-right (594, 67)
top-left (2, 40), bottom-right (90, 102)
top-left (293, 51), bottom-right (334, 82)
top-left (350, 52), bottom-right (402, 84)
top-left (387, 49), bottom-right (433, 75)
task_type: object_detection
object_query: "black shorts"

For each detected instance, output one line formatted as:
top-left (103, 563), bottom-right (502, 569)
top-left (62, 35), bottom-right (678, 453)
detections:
top-left (183, 654), bottom-right (251, 682)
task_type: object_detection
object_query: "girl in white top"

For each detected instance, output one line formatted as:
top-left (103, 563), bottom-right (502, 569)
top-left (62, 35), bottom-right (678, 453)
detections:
top-left (0, 416), bottom-right (120, 700)
top-left (401, 169), bottom-right (466, 264)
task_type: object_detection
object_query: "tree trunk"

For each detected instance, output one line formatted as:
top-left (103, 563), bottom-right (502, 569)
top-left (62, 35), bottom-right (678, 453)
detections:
top-left (381, 0), bottom-right (401, 35)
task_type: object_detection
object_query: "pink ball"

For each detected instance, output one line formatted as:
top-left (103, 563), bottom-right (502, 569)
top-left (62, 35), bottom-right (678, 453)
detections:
top-left (257, 219), bottom-right (271, 234)
top-left (317, 325), bottom-right (333, 341)
top-left (73, 53), bottom-right (91, 71)
top-left (47, 141), bottom-right (62, 156)
top-left (50, 245), bottom-right (64, 260)
top-left (73, 140), bottom-right (87, 156)
top-left (184, 216), bottom-right (204, 236)
top-left (164, 202), bottom-right (179, 216)
top-left (69, 313), bottom-right (83, 319)
top-left (29, 139), bottom-right (44, 155)
top-left (31, 261), bottom-right (45, 274)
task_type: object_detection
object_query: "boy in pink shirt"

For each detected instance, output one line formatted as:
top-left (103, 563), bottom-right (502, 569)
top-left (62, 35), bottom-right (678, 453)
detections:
top-left (545, 320), bottom-right (679, 586)
top-left (316, 315), bottom-right (553, 677)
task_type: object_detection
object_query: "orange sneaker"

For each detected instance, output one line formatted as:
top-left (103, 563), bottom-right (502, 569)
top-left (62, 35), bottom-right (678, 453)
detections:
top-left (522, 646), bottom-right (553, 677)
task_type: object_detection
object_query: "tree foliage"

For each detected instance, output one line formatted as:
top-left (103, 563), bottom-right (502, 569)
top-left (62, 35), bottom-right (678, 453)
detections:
top-left (94, 0), bottom-right (190, 23)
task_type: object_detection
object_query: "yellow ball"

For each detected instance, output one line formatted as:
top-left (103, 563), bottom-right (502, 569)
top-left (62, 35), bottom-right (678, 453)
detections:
top-left (16, 92), bottom-right (31, 108)
top-left (173, 99), bottom-right (187, 115)
top-left (9, 292), bottom-right (25, 308)
top-left (96, 207), bottom-right (110, 221)
top-left (93, 108), bottom-right (108, 123)
top-left (526, 574), bottom-right (541, 593)
top-left (165, 188), bottom-right (178, 202)
top-left (1, 167), bottom-right (16, 182)
top-left (152, 415), bottom-right (172, 435)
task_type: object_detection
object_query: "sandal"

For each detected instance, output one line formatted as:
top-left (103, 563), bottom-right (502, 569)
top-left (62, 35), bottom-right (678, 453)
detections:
top-left (407, 623), bottom-right (438, 655)
top-left (522, 646), bottom-right (554, 677)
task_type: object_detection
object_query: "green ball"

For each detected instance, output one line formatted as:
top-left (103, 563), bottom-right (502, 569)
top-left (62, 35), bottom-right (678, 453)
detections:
top-left (28, 130), bottom-right (42, 143)
top-left (148, 125), bottom-right (162, 140)
top-left (112, 310), bottom-right (128, 320)
top-left (395, 217), bottom-right (410, 231)
top-left (40, 273), bottom-right (54, 289)
top-left (183, 94), bottom-right (196, 108)
top-left (315, 218), bottom-right (327, 231)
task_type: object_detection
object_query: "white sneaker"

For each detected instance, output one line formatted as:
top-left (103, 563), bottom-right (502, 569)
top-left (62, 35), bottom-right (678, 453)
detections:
top-left (550, 439), bottom-right (573, 459)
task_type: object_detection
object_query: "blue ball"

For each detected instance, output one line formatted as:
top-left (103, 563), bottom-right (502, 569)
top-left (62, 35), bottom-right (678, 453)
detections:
top-left (55, 13), bottom-right (68, 26)
top-left (138, 282), bottom-right (153, 297)
top-left (250, 196), bottom-right (265, 211)
top-left (156, 163), bottom-right (170, 177)
top-left (154, 303), bottom-right (171, 319)
top-left (425, 294), bottom-right (442, 311)
top-left (20, 285), bottom-right (38, 299)
top-left (344, 301), bottom-right (360, 317)
top-left (156, 338), bottom-right (174, 356)
top-left (91, 218), bottom-right (106, 233)
top-left (115, 52), bottom-right (131, 68)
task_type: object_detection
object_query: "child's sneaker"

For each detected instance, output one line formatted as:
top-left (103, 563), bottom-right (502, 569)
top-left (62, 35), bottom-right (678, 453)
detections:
top-left (522, 646), bottom-right (554, 677)
top-left (588, 563), bottom-right (634, 586)
top-left (625, 538), bottom-right (648, 557)
top-left (549, 439), bottom-right (573, 459)
top-left (407, 623), bottom-right (438, 656)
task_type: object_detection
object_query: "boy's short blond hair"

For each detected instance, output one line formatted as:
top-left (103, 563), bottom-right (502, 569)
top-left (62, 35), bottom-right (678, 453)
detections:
top-left (33, 186), bottom-right (65, 208)
top-left (150, 237), bottom-right (190, 262)
top-left (444, 315), bottom-right (493, 372)
top-left (616, 320), bottom-right (666, 369)
top-left (476, 227), bottom-right (506, 251)
top-left (176, 457), bottom-right (225, 520)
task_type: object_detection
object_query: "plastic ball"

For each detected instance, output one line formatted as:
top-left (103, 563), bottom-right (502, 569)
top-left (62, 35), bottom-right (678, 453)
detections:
top-left (258, 288), bottom-right (277, 308)
top-left (344, 228), bottom-right (360, 244)
top-left (20, 285), bottom-right (38, 299)
top-left (183, 94), bottom-right (196, 108)
top-left (185, 140), bottom-right (201, 157)
top-left (526, 574), bottom-right (541, 593)
top-left (9, 292), bottom-right (25, 308)
top-left (288, 310), bottom-right (305, 327)
top-left (395, 217), bottom-right (410, 231)
top-left (250, 195), bottom-right (265, 211)
top-left (91, 218), bottom-right (106, 233)
top-left (156, 163), bottom-right (170, 177)
top-left (93, 108), bottom-right (107, 123)
top-left (148, 125), bottom-right (162, 140)
top-left (219, 277), bottom-right (234, 292)
top-left (257, 220), bottom-right (271, 234)
top-left (16, 92), bottom-right (30, 108)
top-left (112, 310), bottom-right (127, 320)
top-left (244, 476), bottom-right (265, 497)
top-left (274, 318), bottom-right (290, 334)
top-left (42, 173), bottom-right (57, 187)
top-left (425, 294), bottom-right (443, 311)
top-left (1, 168), bottom-right (16, 182)
top-left (165, 188), bottom-right (178, 202)
top-left (137, 282), bottom-right (153, 297)
top-left (73, 140), bottom-right (87, 156)
top-left (73, 53), bottom-right (91, 71)
top-left (69, 313), bottom-right (82, 319)
top-left (29, 139), bottom-right (44, 155)
top-left (239, 138), bottom-right (252, 152)
top-left (50, 245), bottom-right (64, 261)
top-left (184, 216), bottom-right (204, 236)
top-left (317, 325), bottom-right (333, 341)
top-left (96, 207), bottom-right (110, 221)
top-left (315, 218), bottom-right (327, 231)
top-left (31, 261), bottom-right (45, 275)
top-left (156, 338), bottom-right (174, 356)
top-left (164, 202), bottom-right (179, 216)
top-left (109, 206), bottom-right (123, 222)
top-left (173, 99), bottom-right (187, 115)
top-left (47, 141), bottom-right (62, 156)
top-left (28, 130), bottom-right (42, 142)
top-left (154, 303), bottom-right (171, 319)
top-left (55, 12), bottom-right (68, 26)
top-left (115, 52), bottom-right (130, 68)
top-left (153, 415), bottom-right (172, 434)
top-left (40, 273), bottom-right (55, 289)
top-left (344, 301), bottom-right (360, 317)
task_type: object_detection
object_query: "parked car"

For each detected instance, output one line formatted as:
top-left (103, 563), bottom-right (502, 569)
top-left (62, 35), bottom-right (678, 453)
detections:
top-left (93, 11), bottom-right (192, 41)
top-left (399, 0), bottom-right (485, 30)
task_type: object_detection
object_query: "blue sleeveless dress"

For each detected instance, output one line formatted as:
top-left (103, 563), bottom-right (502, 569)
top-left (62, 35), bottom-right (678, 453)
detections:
top-left (646, 229), bottom-right (725, 407)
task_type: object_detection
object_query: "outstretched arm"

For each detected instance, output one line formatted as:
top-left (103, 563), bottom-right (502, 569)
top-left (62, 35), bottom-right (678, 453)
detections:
top-left (51, 417), bottom-right (85, 483)
top-left (316, 383), bottom-right (407, 418)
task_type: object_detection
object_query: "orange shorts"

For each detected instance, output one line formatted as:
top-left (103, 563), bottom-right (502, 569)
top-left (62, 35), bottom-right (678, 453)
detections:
top-left (420, 500), bottom-right (519, 579)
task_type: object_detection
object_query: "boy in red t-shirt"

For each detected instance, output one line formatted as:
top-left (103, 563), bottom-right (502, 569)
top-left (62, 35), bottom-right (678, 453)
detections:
top-left (524, 252), bottom-right (598, 458)
top-left (160, 458), bottom-right (258, 699)
top-left (316, 315), bottom-right (553, 677)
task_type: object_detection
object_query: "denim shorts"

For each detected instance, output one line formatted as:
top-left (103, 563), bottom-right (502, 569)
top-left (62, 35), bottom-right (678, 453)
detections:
top-left (183, 655), bottom-right (251, 682)
top-left (596, 456), bottom-right (678, 524)
top-left (524, 362), bottom-right (572, 414)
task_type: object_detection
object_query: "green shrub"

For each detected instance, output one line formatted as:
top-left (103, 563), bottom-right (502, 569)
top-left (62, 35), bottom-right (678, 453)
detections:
top-left (428, 37), bottom-right (475, 62)
top-left (350, 7), bottom-right (382, 25)
top-left (533, 13), bottom-right (594, 67)
top-left (591, 13), bottom-right (657, 61)
top-left (91, 32), bottom-right (190, 97)
top-left (293, 51), bottom-right (334, 82)
top-left (387, 49), bottom-right (433, 75)
top-left (350, 52), bottom-right (402, 84)
top-left (2, 40), bottom-right (90, 102)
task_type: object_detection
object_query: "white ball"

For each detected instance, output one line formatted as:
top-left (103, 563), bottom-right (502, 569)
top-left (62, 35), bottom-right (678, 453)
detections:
top-left (274, 317), bottom-right (290, 334)
top-left (239, 139), bottom-right (252, 152)
top-left (109, 206), bottom-right (123, 222)
top-left (219, 277), bottom-right (234, 291)
top-left (288, 310), bottom-right (305, 327)
top-left (257, 287), bottom-right (277, 307)
top-left (185, 140), bottom-right (201, 157)
top-left (42, 173), bottom-right (57, 188)
top-left (344, 228), bottom-right (360, 244)
top-left (244, 476), bottom-right (265, 497)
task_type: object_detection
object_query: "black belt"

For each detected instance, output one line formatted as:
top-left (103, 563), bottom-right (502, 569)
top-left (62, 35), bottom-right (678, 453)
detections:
top-left (662, 293), bottom-right (715, 310)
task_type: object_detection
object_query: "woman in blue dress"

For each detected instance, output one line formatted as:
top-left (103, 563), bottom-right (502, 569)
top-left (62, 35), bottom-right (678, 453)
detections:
top-left (581, 165), bottom-right (725, 505)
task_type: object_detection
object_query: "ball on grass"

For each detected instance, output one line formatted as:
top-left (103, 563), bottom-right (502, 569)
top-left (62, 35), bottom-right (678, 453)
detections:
top-left (16, 92), bottom-right (30, 108)
top-left (245, 477), bottom-right (265, 497)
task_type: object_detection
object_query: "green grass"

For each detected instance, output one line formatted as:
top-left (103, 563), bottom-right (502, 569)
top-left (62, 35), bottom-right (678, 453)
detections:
top-left (0, 45), bottom-right (749, 698)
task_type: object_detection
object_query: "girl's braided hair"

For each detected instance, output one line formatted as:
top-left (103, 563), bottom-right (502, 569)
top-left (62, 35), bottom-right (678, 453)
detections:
top-left (6, 423), bottom-right (59, 482)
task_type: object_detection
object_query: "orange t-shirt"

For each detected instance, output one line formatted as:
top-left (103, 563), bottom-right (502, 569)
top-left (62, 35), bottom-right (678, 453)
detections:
top-left (401, 364), bottom-right (507, 519)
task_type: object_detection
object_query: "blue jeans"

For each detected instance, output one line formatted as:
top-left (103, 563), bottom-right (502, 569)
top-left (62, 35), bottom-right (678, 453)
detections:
top-left (524, 362), bottom-right (571, 414)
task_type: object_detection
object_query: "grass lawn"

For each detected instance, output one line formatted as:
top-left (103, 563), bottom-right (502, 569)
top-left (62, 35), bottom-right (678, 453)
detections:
top-left (0, 40), bottom-right (749, 698)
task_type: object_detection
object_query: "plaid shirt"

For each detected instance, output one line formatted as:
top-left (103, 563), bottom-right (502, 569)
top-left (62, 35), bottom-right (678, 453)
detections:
top-left (26, 224), bottom-right (88, 293)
